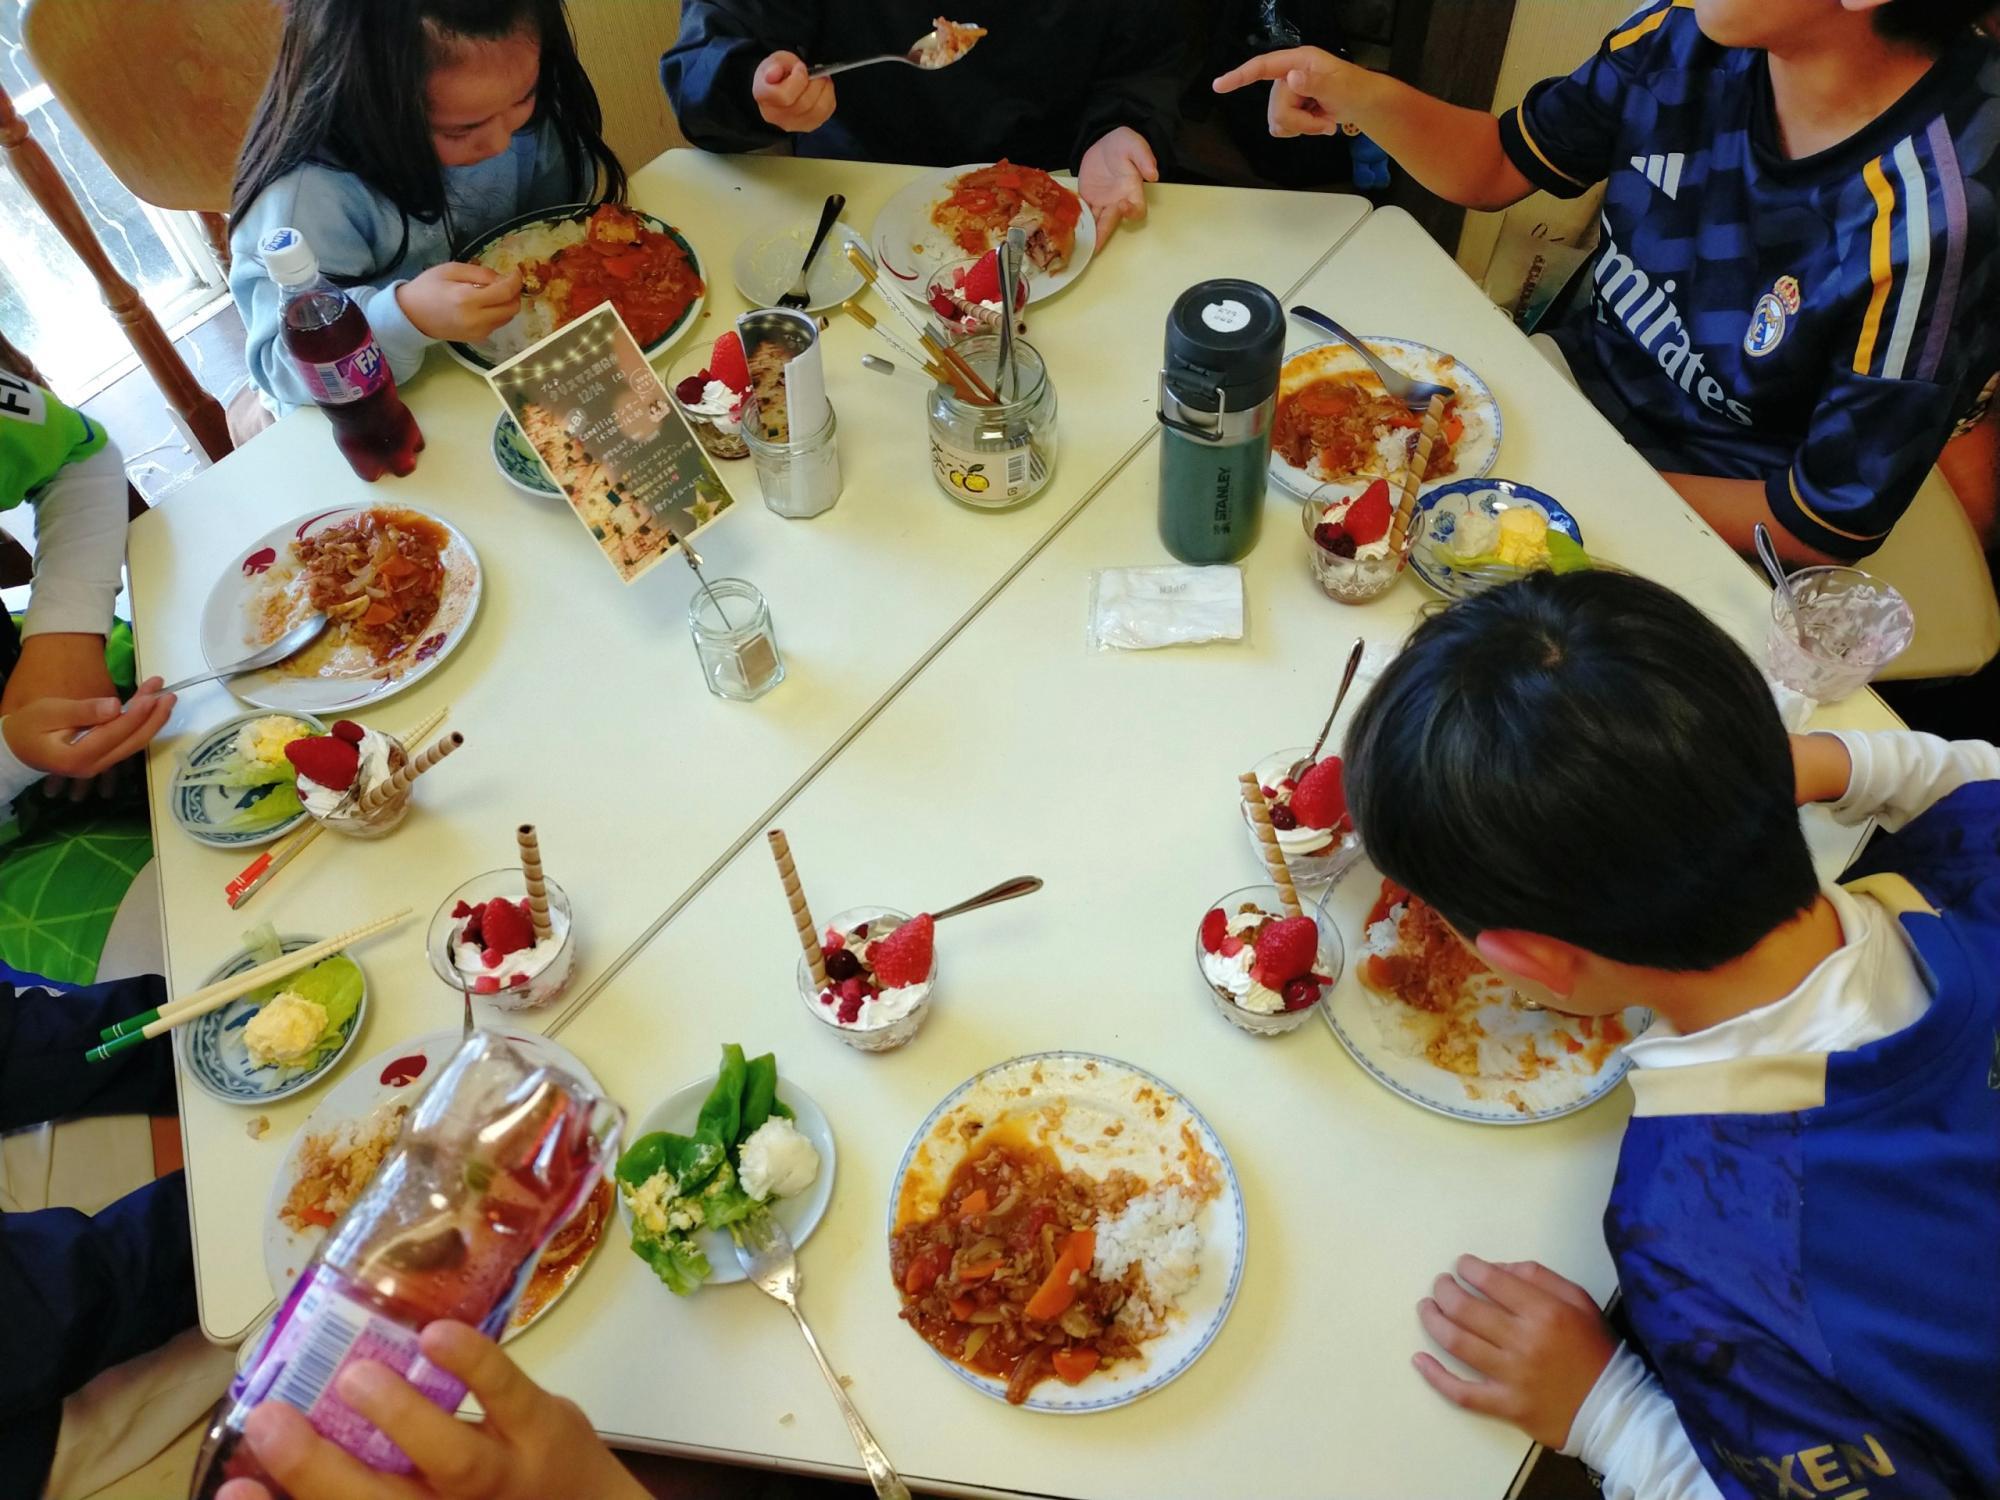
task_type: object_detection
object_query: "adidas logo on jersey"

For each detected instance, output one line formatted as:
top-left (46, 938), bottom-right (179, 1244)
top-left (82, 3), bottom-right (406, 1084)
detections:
top-left (1629, 152), bottom-right (1685, 199)
top-left (1593, 220), bottom-right (1755, 427)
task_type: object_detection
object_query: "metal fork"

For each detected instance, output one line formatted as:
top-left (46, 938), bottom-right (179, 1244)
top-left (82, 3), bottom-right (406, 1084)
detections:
top-left (735, 1212), bottom-right (911, 1500)
top-left (1289, 304), bottom-right (1454, 411)
top-left (778, 193), bottom-right (846, 310)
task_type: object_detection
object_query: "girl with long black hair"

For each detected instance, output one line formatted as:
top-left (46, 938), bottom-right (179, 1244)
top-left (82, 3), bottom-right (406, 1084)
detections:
top-left (229, 0), bottom-right (627, 412)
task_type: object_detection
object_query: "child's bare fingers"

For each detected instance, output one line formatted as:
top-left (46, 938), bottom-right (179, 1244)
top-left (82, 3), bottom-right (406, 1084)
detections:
top-left (1418, 1297), bottom-right (1505, 1374)
top-left (1411, 1352), bottom-right (1512, 1417)
top-left (1501, 1261), bottom-right (1603, 1315)
top-left (1432, 1273), bottom-right (1512, 1344)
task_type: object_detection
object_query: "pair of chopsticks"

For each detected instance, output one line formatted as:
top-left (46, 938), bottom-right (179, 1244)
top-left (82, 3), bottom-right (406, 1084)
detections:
top-left (224, 704), bottom-right (451, 910)
top-left (839, 244), bottom-right (998, 406)
top-left (85, 909), bottom-right (411, 1063)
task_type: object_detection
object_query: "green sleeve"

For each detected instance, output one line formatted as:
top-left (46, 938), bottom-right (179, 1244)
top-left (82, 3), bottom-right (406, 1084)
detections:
top-left (0, 373), bottom-right (108, 510)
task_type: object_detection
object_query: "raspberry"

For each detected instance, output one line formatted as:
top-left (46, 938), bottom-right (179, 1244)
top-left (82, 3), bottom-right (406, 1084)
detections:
top-left (451, 900), bottom-right (475, 919)
top-left (928, 287), bottom-right (960, 321)
top-left (870, 914), bottom-right (935, 988)
top-left (1329, 534), bottom-right (1358, 559)
top-left (818, 988), bottom-right (836, 1007)
top-left (1313, 522), bottom-right (1344, 551)
top-left (508, 973), bottom-right (529, 989)
top-left (836, 994), bottom-right (865, 1025)
top-left (839, 975), bottom-right (866, 1002)
top-left (823, 928), bottom-right (845, 950)
top-left (481, 947), bottom-right (504, 969)
top-left (473, 975), bottom-right (499, 995)
top-left (1281, 977), bottom-right (1321, 1011)
top-left (330, 720), bottom-right (365, 745)
top-left (1344, 478), bottom-right (1393, 546)
top-left (1200, 908), bottom-right (1228, 954)
top-left (1290, 758), bottom-right (1347, 832)
top-left (824, 947), bottom-right (861, 981)
top-left (1269, 804), bottom-right (1298, 831)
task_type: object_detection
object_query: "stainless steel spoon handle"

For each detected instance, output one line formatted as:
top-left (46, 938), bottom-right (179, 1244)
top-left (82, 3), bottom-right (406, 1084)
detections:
top-left (931, 875), bottom-right (1043, 924)
top-left (1752, 522), bottom-right (1794, 610)
top-left (807, 52), bottom-right (911, 78)
top-left (1309, 639), bottom-right (1367, 764)
top-left (157, 667), bottom-right (224, 696)
top-left (785, 1301), bottom-right (911, 1500)
top-left (1288, 304), bottom-right (1452, 408)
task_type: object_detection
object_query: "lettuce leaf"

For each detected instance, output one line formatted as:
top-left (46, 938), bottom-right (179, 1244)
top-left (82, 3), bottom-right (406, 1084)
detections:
top-left (695, 1043), bottom-right (748, 1148)
top-left (222, 781), bottom-right (306, 831)
top-left (616, 1130), bottom-right (723, 1197)
top-left (629, 1228), bottom-right (711, 1296)
top-left (698, 1161), bottom-right (757, 1232)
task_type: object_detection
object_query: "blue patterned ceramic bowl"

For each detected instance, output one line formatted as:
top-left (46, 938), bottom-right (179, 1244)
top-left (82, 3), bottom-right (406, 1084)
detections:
top-left (174, 935), bottom-right (368, 1106)
top-left (492, 414), bottom-right (560, 497)
top-left (170, 712), bottom-right (326, 849)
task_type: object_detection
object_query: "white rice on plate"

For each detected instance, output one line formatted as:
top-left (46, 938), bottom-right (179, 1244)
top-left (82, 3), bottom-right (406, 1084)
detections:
top-left (1094, 1186), bottom-right (1205, 1335)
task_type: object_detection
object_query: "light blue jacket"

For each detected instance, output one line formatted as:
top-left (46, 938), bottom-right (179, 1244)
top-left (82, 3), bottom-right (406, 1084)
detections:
top-left (230, 121), bottom-right (584, 411)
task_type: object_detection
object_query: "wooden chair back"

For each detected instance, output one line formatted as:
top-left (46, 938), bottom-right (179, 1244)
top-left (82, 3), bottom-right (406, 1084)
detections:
top-left (22, 0), bottom-right (281, 216)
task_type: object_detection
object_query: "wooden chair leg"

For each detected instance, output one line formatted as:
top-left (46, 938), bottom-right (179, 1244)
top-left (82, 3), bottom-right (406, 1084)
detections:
top-left (197, 210), bottom-right (232, 273)
top-left (0, 84), bottom-right (232, 463)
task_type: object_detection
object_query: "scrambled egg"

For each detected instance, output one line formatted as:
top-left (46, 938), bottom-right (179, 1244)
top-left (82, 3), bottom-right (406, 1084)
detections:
top-left (1493, 508), bottom-right (1551, 567)
top-left (243, 991), bottom-right (328, 1066)
top-left (625, 1170), bottom-right (703, 1238)
top-left (234, 715), bottom-right (311, 768)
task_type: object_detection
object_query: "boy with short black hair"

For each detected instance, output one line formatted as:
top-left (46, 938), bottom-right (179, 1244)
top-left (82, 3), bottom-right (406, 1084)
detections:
top-left (1217, 0), bottom-right (2000, 565)
top-left (1344, 570), bottom-right (2000, 1500)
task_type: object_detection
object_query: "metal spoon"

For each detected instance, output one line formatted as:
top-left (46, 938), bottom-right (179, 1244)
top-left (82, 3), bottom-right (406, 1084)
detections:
top-left (1752, 522), bottom-right (1796, 616)
top-left (996, 228), bottom-right (1025, 404)
top-left (807, 25), bottom-right (980, 79)
top-left (778, 193), bottom-right (847, 310)
top-left (1287, 639), bottom-right (1368, 782)
top-left (932, 875), bottom-right (1042, 923)
top-left (735, 1211), bottom-right (911, 1500)
top-left (161, 611), bottom-right (328, 695)
top-left (1288, 305), bottom-right (1454, 412)
top-left (457, 972), bottom-right (476, 1047)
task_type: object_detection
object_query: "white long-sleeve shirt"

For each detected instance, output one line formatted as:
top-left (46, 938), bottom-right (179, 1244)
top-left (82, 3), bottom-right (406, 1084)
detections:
top-left (1564, 729), bottom-right (2000, 1499)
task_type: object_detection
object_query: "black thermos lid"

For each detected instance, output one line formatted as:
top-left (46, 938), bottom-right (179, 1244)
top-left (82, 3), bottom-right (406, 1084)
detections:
top-left (1162, 280), bottom-right (1286, 413)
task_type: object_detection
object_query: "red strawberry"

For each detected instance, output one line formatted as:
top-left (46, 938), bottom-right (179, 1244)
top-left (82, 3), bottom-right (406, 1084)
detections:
top-left (1281, 976), bottom-right (1321, 1011)
top-left (870, 914), bottom-right (935, 988)
top-left (481, 947), bottom-right (504, 970)
top-left (960, 249), bottom-right (1003, 305)
top-left (1290, 757), bottom-right (1347, 831)
top-left (1250, 916), bottom-right (1320, 989)
top-left (708, 331), bottom-right (749, 395)
top-left (823, 928), bottom-right (846, 951)
top-left (473, 975), bottom-right (499, 995)
top-left (285, 735), bottom-right (360, 792)
top-left (1220, 935), bottom-right (1246, 958)
top-left (839, 975), bottom-right (866, 1003)
top-left (928, 286), bottom-right (960, 321)
top-left (1200, 908), bottom-right (1228, 954)
top-left (480, 897), bottom-right (535, 957)
top-left (508, 973), bottom-right (529, 989)
top-left (1344, 478), bottom-right (1393, 546)
top-left (330, 720), bottom-right (365, 745)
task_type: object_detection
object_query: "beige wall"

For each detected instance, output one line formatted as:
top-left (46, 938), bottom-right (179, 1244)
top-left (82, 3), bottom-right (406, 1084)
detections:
top-left (1455, 0), bottom-right (1633, 277)
top-left (569, 0), bottom-right (689, 173)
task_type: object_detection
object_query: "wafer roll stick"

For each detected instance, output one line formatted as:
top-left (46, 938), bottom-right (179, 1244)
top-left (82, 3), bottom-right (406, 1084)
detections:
top-left (360, 731), bottom-right (463, 813)
top-left (767, 828), bottom-right (825, 989)
top-left (1388, 392), bottom-right (1450, 562)
top-left (1239, 773), bottom-right (1303, 917)
top-left (517, 823), bottom-right (553, 942)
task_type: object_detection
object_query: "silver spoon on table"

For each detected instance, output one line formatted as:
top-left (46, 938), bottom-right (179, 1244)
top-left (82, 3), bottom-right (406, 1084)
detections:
top-left (807, 24), bottom-right (981, 79)
top-left (870, 877), bottom-right (1043, 939)
top-left (160, 611), bottom-right (328, 695)
top-left (1287, 638), bottom-right (1368, 782)
top-left (736, 1211), bottom-right (911, 1500)
top-left (1289, 305), bottom-right (1455, 412)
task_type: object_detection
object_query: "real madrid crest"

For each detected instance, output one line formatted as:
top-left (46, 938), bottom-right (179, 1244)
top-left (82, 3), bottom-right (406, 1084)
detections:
top-left (1774, 275), bottom-right (1802, 315)
top-left (1744, 289), bottom-right (1787, 358)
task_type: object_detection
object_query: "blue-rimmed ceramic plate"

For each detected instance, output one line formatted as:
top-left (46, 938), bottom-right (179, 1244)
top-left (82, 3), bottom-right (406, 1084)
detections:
top-left (615, 1077), bottom-right (836, 1286)
top-left (174, 935), bottom-right (369, 1106)
top-left (492, 414), bottom-right (560, 497)
top-left (888, 1053), bottom-right (1245, 1413)
top-left (169, 711), bottom-right (325, 849)
top-left (1319, 858), bottom-right (1649, 1124)
top-left (1408, 479), bottom-right (1583, 601)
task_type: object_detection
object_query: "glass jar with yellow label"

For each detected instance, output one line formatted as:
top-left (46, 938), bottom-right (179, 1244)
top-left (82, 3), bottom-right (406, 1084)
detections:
top-left (926, 334), bottom-right (1057, 509)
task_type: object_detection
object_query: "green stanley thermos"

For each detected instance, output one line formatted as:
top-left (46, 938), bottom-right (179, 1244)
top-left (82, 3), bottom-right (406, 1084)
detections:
top-left (1156, 280), bottom-right (1286, 564)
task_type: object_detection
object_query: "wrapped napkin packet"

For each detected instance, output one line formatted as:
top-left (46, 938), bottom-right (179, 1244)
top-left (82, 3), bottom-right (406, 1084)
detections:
top-left (1088, 566), bottom-right (1244, 651)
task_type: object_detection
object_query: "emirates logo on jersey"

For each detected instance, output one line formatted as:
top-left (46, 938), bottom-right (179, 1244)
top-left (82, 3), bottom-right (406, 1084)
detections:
top-left (1593, 221), bottom-right (1755, 427)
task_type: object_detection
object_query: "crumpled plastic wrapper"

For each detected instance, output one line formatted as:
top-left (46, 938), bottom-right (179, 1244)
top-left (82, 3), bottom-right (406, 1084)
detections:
top-left (1088, 566), bottom-right (1244, 651)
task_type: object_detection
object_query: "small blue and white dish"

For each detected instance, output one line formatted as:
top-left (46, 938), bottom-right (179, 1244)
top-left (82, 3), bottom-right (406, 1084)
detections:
top-left (1409, 478), bottom-right (1584, 600)
top-left (492, 414), bottom-right (560, 497)
top-left (175, 935), bottom-right (369, 1106)
top-left (170, 711), bottom-right (325, 849)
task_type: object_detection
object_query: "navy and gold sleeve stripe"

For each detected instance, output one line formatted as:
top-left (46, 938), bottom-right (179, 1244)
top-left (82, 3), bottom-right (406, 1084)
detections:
top-left (1498, 84), bottom-right (1593, 200)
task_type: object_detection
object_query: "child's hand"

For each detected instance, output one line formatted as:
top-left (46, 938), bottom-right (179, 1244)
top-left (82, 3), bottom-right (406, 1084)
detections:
top-left (1790, 732), bottom-right (1853, 807)
top-left (1413, 1256), bottom-right (1616, 1449)
top-left (1079, 126), bottom-right (1158, 248)
top-left (753, 51), bottom-right (835, 134)
top-left (215, 1322), bottom-right (647, 1500)
top-left (396, 263), bottom-right (525, 344)
top-left (1, 679), bottom-right (174, 783)
top-left (2, 633), bottom-right (133, 800)
top-left (1213, 46), bottom-right (1359, 138)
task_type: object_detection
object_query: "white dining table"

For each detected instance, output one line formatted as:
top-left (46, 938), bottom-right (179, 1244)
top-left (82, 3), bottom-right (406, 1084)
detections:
top-left (512, 208), bottom-right (1901, 1500)
top-left (127, 150), bottom-right (1371, 1344)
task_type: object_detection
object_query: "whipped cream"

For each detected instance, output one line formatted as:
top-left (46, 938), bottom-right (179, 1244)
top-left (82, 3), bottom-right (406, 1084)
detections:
top-left (452, 906), bottom-right (572, 987)
top-left (1249, 749), bottom-right (1342, 859)
top-left (816, 921), bottom-right (931, 1031)
top-left (1199, 908), bottom-right (1289, 1015)
top-left (298, 728), bottom-right (395, 820)
top-left (685, 378), bottom-right (745, 435)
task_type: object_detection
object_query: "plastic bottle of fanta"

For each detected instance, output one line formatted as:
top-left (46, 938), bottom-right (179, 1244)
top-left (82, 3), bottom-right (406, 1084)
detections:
top-left (259, 226), bottom-right (424, 480)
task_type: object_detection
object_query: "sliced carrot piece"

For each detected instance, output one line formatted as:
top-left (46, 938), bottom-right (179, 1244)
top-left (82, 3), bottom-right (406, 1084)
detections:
top-left (957, 1258), bottom-right (1004, 1281)
top-left (1051, 1347), bottom-right (1100, 1384)
top-left (1024, 1229), bottom-right (1096, 1321)
top-left (949, 1297), bottom-right (978, 1321)
top-left (958, 1188), bottom-right (990, 1220)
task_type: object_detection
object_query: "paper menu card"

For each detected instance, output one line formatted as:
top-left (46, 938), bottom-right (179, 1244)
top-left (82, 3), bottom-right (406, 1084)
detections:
top-left (486, 303), bottom-right (732, 585)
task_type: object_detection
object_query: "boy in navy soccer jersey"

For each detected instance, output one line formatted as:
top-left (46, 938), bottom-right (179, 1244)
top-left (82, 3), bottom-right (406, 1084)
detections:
top-left (1217, 1), bottom-right (2000, 565)
top-left (1342, 570), bottom-right (2000, 1500)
